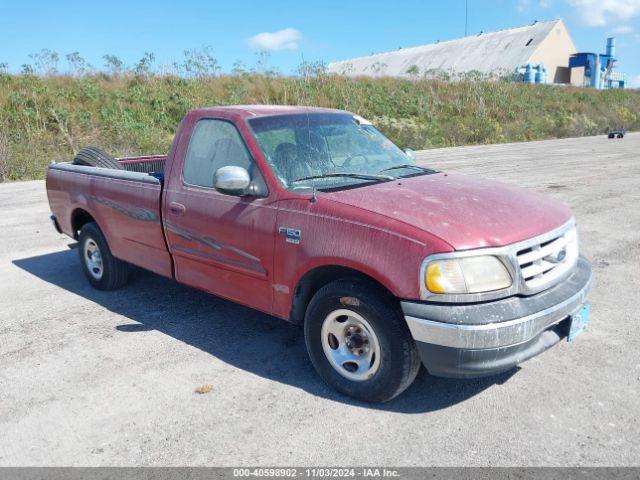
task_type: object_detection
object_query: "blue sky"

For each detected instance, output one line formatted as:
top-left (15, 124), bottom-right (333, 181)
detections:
top-left (0, 0), bottom-right (639, 85)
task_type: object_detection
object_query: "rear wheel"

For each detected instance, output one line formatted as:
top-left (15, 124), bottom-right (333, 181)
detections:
top-left (78, 222), bottom-right (129, 290)
top-left (73, 147), bottom-right (123, 170)
top-left (304, 278), bottom-right (421, 403)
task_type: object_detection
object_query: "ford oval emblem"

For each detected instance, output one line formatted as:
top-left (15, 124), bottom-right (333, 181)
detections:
top-left (544, 248), bottom-right (567, 264)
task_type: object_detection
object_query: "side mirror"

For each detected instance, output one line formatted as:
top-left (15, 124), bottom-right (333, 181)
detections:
top-left (404, 148), bottom-right (417, 161)
top-left (214, 166), bottom-right (251, 194)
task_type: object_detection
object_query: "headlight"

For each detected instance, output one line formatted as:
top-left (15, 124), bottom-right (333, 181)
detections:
top-left (425, 256), bottom-right (512, 294)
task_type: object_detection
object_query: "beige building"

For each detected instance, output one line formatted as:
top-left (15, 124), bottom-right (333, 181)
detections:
top-left (328, 19), bottom-right (577, 84)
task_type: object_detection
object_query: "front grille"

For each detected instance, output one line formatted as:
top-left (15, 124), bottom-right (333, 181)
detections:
top-left (516, 225), bottom-right (578, 293)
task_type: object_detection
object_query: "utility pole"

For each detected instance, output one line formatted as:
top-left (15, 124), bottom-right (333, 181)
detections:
top-left (465, 0), bottom-right (469, 36)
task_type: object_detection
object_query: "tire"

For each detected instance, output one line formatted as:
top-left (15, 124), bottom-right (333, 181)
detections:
top-left (78, 222), bottom-right (129, 290)
top-left (304, 278), bottom-right (421, 403)
top-left (72, 147), bottom-right (123, 170)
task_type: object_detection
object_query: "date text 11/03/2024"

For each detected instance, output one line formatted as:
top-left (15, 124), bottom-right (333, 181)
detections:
top-left (232, 468), bottom-right (400, 477)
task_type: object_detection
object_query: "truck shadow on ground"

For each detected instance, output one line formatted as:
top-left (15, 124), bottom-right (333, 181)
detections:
top-left (14, 248), bottom-right (517, 413)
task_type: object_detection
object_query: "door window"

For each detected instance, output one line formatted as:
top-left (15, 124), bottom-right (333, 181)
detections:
top-left (183, 119), bottom-right (253, 187)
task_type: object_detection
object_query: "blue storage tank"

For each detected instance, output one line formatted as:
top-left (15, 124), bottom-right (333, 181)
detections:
top-left (523, 65), bottom-right (535, 84)
top-left (516, 63), bottom-right (547, 84)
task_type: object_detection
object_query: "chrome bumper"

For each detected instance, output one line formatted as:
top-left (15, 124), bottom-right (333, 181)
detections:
top-left (403, 256), bottom-right (592, 350)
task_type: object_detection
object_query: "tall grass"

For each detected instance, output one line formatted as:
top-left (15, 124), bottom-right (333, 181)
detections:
top-left (1, 72), bottom-right (639, 180)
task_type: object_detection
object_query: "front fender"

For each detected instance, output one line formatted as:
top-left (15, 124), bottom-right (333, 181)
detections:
top-left (270, 197), bottom-right (453, 320)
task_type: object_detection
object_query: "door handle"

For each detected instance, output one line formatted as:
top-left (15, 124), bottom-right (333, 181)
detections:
top-left (168, 202), bottom-right (186, 215)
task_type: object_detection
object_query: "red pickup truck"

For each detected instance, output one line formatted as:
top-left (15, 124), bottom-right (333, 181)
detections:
top-left (46, 106), bottom-right (592, 402)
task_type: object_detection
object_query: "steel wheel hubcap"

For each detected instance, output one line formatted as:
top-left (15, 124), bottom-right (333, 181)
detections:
top-left (321, 309), bottom-right (381, 381)
top-left (84, 239), bottom-right (104, 280)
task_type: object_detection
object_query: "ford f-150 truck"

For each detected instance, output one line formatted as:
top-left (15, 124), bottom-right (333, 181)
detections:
top-left (46, 106), bottom-right (592, 402)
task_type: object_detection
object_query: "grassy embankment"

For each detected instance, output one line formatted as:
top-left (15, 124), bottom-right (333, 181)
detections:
top-left (1, 73), bottom-right (639, 181)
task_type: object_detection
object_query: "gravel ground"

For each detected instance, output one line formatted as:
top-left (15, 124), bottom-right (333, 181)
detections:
top-left (0, 134), bottom-right (639, 466)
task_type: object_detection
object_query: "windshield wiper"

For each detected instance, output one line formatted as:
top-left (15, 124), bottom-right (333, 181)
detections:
top-left (291, 172), bottom-right (395, 183)
top-left (378, 164), bottom-right (436, 174)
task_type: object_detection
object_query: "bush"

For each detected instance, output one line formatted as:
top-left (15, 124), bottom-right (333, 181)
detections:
top-left (1, 73), bottom-right (639, 181)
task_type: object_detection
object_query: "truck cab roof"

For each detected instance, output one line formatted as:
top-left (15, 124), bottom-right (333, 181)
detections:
top-left (190, 105), bottom-right (348, 119)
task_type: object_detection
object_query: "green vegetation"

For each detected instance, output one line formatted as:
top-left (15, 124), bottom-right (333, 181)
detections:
top-left (1, 70), bottom-right (639, 181)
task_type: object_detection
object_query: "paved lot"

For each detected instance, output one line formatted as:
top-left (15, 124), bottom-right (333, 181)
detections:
top-left (1, 134), bottom-right (639, 466)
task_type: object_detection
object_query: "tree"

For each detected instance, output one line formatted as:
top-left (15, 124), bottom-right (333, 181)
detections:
top-left (103, 54), bottom-right (124, 75)
top-left (406, 64), bottom-right (420, 78)
top-left (29, 48), bottom-right (59, 75)
top-left (21, 64), bottom-right (35, 75)
top-left (297, 60), bottom-right (328, 79)
top-left (182, 46), bottom-right (220, 78)
top-left (66, 52), bottom-right (92, 76)
top-left (252, 51), bottom-right (278, 76)
top-left (231, 60), bottom-right (247, 76)
top-left (134, 52), bottom-right (155, 76)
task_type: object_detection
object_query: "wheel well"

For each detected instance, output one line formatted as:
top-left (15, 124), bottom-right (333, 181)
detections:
top-left (71, 208), bottom-right (95, 239)
top-left (289, 265), bottom-right (394, 324)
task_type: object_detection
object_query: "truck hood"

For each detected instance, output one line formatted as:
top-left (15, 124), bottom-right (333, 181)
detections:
top-left (324, 172), bottom-right (572, 250)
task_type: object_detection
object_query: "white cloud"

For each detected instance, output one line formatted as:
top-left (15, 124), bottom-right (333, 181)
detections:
top-left (247, 28), bottom-right (302, 51)
top-left (567, 0), bottom-right (640, 26)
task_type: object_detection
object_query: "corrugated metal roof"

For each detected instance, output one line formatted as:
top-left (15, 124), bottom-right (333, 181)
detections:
top-left (328, 20), bottom-right (560, 77)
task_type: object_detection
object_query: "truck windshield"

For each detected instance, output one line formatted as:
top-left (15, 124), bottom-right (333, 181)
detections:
top-left (248, 113), bottom-right (433, 191)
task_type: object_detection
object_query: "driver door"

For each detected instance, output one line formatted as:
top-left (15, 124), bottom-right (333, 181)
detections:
top-left (163, 118), bottom-right (276, 314)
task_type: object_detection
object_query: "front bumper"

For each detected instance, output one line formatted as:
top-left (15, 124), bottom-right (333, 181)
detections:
top-left (402, 256), bottom-right (592, 378)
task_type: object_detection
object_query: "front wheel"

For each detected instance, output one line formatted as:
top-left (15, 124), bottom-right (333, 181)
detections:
top-left (304, 278), bottom-right (421, 403)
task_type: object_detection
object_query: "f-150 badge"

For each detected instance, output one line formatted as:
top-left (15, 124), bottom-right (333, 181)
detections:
top-left (278, 227), bottom-right (301, 244)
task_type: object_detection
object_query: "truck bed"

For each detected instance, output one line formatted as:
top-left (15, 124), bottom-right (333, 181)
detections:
top-left (46, 161), bottom-right (173, 278)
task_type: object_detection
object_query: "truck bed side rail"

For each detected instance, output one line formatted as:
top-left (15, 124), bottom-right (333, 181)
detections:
top-left (49, 162), bottom-right (161, 185)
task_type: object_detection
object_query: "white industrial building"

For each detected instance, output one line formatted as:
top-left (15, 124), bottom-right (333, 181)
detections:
top-left (328, 20), bottom-right (578, 84)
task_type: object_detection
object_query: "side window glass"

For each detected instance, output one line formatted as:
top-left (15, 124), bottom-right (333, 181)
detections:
top-left (183, 119), bottom-right (253, 187)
